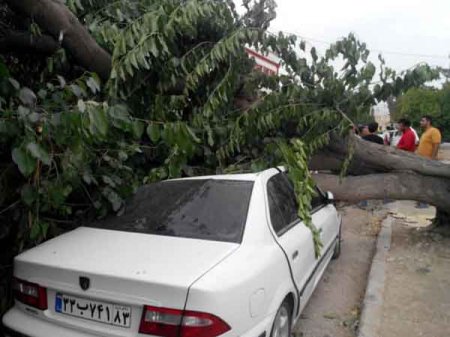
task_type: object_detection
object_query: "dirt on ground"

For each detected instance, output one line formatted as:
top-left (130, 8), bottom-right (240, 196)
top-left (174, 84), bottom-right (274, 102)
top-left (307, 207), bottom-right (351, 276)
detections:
top-left (379, 201), bottom-right (450, 337)
top-left (438, 143), bottom-right (450, 162)
top-left (293, 203), bottom-right (388, 337)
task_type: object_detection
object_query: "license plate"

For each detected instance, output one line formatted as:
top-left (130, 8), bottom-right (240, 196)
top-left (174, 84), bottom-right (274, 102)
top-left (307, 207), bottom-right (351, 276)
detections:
top-left (55, 293), bottom-right (131, 328)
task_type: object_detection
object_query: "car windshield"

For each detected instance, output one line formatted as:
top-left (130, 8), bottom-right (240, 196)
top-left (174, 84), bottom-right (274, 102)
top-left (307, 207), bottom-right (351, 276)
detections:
top-left (89, 179), bottom-right (254, 243)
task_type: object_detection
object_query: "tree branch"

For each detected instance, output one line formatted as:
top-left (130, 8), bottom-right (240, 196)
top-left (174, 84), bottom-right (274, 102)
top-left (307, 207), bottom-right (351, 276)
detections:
top-left (5, 0), bottom-right (112, 80)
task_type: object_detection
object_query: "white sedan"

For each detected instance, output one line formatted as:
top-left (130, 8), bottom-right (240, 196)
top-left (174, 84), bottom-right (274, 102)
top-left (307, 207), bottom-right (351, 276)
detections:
top-left (2, 168), bottom-right (342, 337)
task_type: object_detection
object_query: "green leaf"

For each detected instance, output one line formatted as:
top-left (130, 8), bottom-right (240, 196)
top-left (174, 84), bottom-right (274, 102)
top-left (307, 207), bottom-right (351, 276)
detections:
top-left (130, 53), bottom-right (139, 69)
top-left (88, 106), bottom-right (108, 137)
top-left (300, 40), bottom-right (306, 51)
top-left (149, 39), bottom-right (159, 57)
top-left (28, 112), bottom-right (41, 123)
top-left (47, 183), bottom-right (73, 207)
top-left (70, 84), bottom-right (83, 97)
top-left (185, 125), bottom-right (201, 143)
top-left (9, 78), bottom-right (20, 90)
top-left (82, 170), bottom-right (95, 185)
top-left (18, 106), bottom-right (30, 118)
top-left (311, 47), bottom-right (318, 62)
top-left (57, 75), bottom-right (66, 88)
top-left (102, 187), bottom-right (123, 212)
top-left (0, 61), bottom-right (9, 78)
top-left (77, 99), bottom-right (86, 112)
top-left (110, 68), bottom-right (117, 79)
top-left (26, 142), bottom-right (51, 165)
top-left (40, 221), bottom-right (49, 239)
top-left (118, 151), bottom-right (128, 161)
top-left (19, 87), bottom-right (37, 107)
top-left (146, 123), bottom-right (160, 142)
top-left (206, 126), bottom-right (214, 147)
top-left (30, 222), bottom-right (41, 240)
top-left (86, 77), bottom-right (100, 94)
top-left (21, 185), bottom-right (37, 206)
top-left (132, 120), bottom-right (145, 139)
top-left (102, 175), bottom-right (116, 187)
top-left (12, 147), bottom-right (36, 177)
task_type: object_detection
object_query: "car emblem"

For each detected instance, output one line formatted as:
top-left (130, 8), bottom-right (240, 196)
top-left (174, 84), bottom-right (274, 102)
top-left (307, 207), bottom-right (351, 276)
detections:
top-left (79, 276), bottom-right (90, 291)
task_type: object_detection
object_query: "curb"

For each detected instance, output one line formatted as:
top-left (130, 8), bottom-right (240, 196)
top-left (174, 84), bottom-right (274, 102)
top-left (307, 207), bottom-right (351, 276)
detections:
top-left (358, 216), bottom-right (392, 337)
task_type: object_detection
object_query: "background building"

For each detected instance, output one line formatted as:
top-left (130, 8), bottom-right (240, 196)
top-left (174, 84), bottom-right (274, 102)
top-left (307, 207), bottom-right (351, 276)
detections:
top-left (245, 47), bottom-right (281, 76)
top-left (370, 102), bottom-right (391, 130)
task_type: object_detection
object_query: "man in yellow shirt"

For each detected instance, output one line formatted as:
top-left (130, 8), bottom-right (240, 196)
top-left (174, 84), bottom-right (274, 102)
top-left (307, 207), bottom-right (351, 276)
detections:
top-left (417, 115), bottom-right (441, 160)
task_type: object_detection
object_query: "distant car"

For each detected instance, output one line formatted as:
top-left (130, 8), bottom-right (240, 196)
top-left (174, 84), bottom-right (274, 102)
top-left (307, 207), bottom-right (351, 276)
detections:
top-left (2, 168), bottom-right (342, 337)
top-left (381, 129), bottom-right (401, 146)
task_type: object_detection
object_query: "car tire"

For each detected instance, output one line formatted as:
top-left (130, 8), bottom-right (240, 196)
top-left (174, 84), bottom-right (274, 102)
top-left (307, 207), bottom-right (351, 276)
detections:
top-left (270, 300), bottom-right (292, 337)
top-left (332, 224), bottom-right (342, 259)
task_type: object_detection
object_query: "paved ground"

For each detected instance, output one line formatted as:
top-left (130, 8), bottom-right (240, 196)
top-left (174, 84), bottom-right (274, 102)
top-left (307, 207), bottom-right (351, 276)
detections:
top-left (438, 143), bottom-right (450, 162)
top-left (378, 201), bottom-right (450, 337)
top-left (294, 200), bottom-right (450, 337)
top-left (294, 145), bottom-right (450, 337)
top-left (293, 204), bottom-right (388, 337)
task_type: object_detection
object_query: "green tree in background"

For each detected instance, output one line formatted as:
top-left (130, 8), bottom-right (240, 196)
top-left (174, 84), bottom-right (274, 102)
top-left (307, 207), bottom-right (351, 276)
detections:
top-left (438, 84), bottom-right (450, 141)
top-left (395, 85), bottom-right (450, 141)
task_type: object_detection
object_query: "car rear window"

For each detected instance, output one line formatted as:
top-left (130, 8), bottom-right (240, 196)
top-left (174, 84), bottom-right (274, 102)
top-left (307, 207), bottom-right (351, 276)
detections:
top-left (89, 179), bottom-right (254, 243)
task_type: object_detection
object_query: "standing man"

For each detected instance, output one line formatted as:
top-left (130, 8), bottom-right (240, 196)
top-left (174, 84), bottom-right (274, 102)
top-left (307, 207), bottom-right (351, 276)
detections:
top-left (361, 122), bottom-right (384, 145)
top-left (396, 118), bottom-right (416, 152)
top-left (417, 115), bottom-right (442, 160)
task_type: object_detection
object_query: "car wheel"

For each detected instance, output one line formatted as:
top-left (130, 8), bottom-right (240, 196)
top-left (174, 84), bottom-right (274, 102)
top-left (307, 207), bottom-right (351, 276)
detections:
top-left (270, 300), bottom-right (292, 337)
top-left (332, 224), bottom-right (342, 259)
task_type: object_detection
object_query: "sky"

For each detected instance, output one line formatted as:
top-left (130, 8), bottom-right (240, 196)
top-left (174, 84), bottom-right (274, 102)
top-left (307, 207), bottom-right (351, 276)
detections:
top-left (237, 0), bottom-right (450, 73)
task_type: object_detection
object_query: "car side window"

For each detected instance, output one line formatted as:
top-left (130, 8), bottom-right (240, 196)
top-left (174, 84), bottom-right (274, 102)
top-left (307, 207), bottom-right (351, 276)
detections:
top-left (311, 187), bottom-right (326, 211)
top-left (267, 173), bottom-right (299, 234)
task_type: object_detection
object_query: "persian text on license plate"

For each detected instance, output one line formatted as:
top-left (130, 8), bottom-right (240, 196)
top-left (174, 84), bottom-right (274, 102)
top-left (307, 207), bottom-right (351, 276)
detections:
top-left (55, 293), bottom-right (131, 328)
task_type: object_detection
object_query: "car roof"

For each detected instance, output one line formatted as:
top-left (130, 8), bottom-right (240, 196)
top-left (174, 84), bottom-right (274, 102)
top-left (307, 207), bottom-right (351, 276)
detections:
top-left (169, 172), bottom-right (259, 182)
top-left (167, 167), bottom-right (284, 182)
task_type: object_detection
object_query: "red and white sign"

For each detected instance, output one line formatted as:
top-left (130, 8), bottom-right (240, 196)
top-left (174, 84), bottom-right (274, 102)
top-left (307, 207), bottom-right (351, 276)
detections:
top-left (245, 47), bottom-right (281, 76)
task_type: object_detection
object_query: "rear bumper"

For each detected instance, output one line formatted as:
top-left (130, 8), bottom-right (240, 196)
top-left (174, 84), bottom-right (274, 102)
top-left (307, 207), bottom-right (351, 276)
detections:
top-left (2, 307), bottom-right (99, 337)
top-left (3, 305), bottom-right (276, 337)
top-left (3, 326), bottom-right (30, 337)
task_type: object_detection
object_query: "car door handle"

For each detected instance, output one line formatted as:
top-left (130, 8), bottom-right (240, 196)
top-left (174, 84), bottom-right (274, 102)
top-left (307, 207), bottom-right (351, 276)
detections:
top-left (292, 250), bottom-right (299, 260)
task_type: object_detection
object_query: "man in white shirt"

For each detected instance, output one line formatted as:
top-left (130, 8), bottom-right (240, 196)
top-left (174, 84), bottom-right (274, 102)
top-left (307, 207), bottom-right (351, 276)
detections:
top-left (411, 127), bottom-right (420, 146)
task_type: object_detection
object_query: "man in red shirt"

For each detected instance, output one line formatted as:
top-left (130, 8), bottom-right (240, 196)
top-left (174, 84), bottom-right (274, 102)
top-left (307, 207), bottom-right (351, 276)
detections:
top-left (396, 118), bottom-right (416, 152)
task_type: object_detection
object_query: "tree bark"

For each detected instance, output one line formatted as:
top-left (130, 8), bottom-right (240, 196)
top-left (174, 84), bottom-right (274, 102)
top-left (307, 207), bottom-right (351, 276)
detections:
top-left (5, 0), bottom-right (112, 80)
top-left (0, 31), bottom-right (59, 54)
top-left (434, 209), bottom-right (450, 228)
top-left (313, 173), bottom-right (450, 211)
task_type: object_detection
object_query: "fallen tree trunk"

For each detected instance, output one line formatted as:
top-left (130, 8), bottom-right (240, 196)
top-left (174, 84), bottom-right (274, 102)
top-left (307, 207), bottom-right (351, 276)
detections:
top-left (5, 0), bottom-right (112, 80)
top-left (313, 173), bottom-right (450, 210)
top-left (434, 209), bottom-right (450, 228)
top-left (311, 134), bottom-right (450, 226)
top-left (311, 133), bottom-right (450, 178)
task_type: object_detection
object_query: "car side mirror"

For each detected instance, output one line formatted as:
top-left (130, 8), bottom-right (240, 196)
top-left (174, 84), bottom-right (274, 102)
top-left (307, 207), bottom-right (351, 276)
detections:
top-left (326, 191), bottom-right (334, 204)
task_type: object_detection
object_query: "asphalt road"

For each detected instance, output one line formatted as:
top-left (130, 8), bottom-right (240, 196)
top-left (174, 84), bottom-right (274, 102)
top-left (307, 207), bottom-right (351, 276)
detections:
top-left (293, 204), bottom-right (387, 337)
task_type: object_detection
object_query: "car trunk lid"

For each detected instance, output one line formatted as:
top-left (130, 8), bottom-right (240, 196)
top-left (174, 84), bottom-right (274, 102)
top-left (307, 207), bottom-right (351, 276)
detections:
top-left (14, 227), bottom-right (238, 334)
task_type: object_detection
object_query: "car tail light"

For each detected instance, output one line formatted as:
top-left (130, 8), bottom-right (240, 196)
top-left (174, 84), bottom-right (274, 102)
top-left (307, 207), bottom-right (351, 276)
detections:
top-left (13, 277), bottom-right (48, 310)
top-left (181, 310), bottom-right (231, 337)
top-left (139, 305), bottom-right (231, 337)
